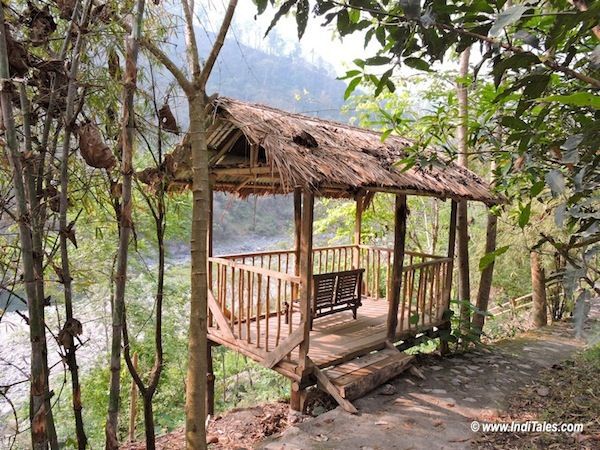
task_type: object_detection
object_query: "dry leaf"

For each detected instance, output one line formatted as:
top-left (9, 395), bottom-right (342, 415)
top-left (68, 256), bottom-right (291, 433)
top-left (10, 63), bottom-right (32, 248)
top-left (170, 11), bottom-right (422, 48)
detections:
top-left (159, 103), bottom-right (179, 133)
top-left (78, 122), bottom-right (117, 169)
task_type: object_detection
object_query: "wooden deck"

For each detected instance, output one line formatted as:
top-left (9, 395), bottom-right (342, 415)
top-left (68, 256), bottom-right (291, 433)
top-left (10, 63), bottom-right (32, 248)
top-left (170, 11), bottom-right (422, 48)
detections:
top-left (208, 296), bottom-right (443, 372)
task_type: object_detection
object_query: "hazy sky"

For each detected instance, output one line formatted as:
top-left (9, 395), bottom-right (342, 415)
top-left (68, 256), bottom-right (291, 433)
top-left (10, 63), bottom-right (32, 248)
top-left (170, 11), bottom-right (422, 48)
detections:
top-left (196, 0), bottom-right (369, 76)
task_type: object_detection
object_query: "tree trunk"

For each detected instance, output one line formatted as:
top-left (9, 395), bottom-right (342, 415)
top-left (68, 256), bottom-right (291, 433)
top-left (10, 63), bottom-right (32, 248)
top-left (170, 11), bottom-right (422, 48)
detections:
top-left (530, 251), bottom-right (548, 327)
top-left (456, 47), bottom-right (472, 337)
top-left (105, 0), bottom-right (145, 446)
top-left (185, 94), bottom-right (209, 450)
top-left (142, 395), bottom-right (156, 447)
top-left (0, 4), bottom-right (56, 447)
top-left (472, 212), bottom-right (498, 335)
top-left (59, 1), bottom-right (93, 447)
top-left (128, 353), bottom-right (138, 442)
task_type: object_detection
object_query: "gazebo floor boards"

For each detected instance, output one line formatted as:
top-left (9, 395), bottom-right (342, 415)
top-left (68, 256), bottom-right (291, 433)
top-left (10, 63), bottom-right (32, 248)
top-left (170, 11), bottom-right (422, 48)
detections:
top-left (208, 297), bottom-right (443, 371)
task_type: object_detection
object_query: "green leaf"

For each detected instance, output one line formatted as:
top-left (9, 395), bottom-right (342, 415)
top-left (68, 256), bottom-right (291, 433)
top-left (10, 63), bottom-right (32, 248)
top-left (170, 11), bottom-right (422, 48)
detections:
top-left (295, 0), bottom-right (310, 39)
top-left (365, 55), bottom-right (391, 66)
top-left (409, 312), bottom-right (420, 325)
top-left (265, 0), bottom-right (296, 37)
top-left (500, 116), bottom-right (527, 130)
top-left (530, 180), bottom-right (545, 197)
top-left (518, 202), bottom-right (531, 228)
top-left (489, 5), bottom-right (528, 37)
top-left (340, 69), bottom-right (361, 79)
top-left (344, 77), bottom-right (361, 100)
top-left (375, 68), bottom-right (394, 97)
top-left (254, 0), bottom-right (268, 14)
top-left (353, 58), bottom-right (366, 69)
top-left (493, 53), bottom-right (540, 87)
top-left (479, 245), bottom-right (510, 270)
top-left (539, 93), bottom-right (600, 109)
top-left (403, 57), bottom-right (431, 71)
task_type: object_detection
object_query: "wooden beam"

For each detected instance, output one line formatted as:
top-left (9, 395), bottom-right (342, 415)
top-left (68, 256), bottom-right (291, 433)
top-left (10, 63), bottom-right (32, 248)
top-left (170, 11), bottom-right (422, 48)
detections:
top-left (443, 200), bottom-right (458, 309)
top-left (440, 200), bottom-right (457, 355)
top-left (209, 130), bottom-right (243, 165)
top-left (263, 326), bottom-right (304, 369)
top-left (387, 194), bottom-right (407, 341)
top-left (207, 290), bottom-right (236, 341)
top-left (310, 358), bottom-right (358, 414)
top-left (290, 382), bottom-right (308, 412)
top-left (211, 166), bottom-right (276, 177)
top-left (209, 257), bottom-right (301, 283)
top-left (298, 191), bottom-right (314, 372)
top-left (353, 192), bottom-right (364, 269)
top-left (208, 188), bottom-right (213, 258)
top-left (293, 188), bottom-right (302, 277)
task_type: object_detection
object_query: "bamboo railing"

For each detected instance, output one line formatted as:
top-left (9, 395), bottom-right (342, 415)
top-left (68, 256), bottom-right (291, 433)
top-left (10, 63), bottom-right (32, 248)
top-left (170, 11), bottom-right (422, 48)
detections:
top-left (358, 245), bottom-right (445, 301)
top-left (211, 244), bottom-right (453, 351)
top-left (208, 256), bottom-right (301, 356)
top-left (399, 258), bottom-right (452, 330)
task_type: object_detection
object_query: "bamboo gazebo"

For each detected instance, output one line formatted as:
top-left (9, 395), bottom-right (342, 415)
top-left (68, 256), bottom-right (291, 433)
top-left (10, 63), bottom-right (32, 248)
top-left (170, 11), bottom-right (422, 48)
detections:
top-left (143, 97), bottom-right (498, 413)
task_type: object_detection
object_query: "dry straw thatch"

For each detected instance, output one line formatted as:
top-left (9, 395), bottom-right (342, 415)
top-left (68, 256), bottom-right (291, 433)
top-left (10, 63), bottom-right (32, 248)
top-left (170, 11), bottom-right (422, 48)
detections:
top-left (139, 97), bottom-right (499, 205)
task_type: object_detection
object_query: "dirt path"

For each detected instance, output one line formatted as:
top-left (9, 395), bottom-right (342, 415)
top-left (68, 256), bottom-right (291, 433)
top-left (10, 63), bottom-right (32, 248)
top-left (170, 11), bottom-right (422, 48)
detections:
top-left (259, 303), bottom-right (599, 450)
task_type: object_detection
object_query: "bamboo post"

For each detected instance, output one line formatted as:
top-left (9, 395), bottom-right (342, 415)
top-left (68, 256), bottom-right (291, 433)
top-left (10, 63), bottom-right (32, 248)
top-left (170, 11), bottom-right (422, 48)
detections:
top-left (206, 342), bottom-right (215, 416)
top-left (206, 189), bottom-right (215, 416)
top-left (353, 192), bottom-right (364, 269)
top-left (293, 188), bottom-right (302, 276)
top-left (291, 190), bottom-right (314, 411)
top-left (387, 194), bottom-right (407, 341)
top-left (128, 353), bottom-right (138, 442)
top-left (440, 200), bottom-right (458, 354)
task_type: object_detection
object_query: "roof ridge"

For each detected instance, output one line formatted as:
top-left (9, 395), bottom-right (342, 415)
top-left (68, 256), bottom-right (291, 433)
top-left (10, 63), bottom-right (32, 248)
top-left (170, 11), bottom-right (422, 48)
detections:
top-left (215, 96), bottom-right (412, 144)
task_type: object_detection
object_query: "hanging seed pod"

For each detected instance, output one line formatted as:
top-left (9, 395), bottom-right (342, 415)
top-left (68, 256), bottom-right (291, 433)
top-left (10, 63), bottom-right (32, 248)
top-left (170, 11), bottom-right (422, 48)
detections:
top-left (158, 103), bottom-right (179, 133)
top-left (107, 48), bottom-right (122, 81)
top-left (110, 181), bottom-right (122, 198)
top-left (58, 318), bottom-right (82, 349)
top-left (23, 2), bottom-right (57, 45)
top-left (6, 30), bottom-right (30, 77)
top-left (55, 0), bottom-right (76, 20)
top-left (43, 185), bottom-right (60, 212)
top-left (78, 122), bottom-right (117, 169)
top-left (91, 3), bottom-right (112, 23)
top-left (32, 59), bottom-right (68, 112)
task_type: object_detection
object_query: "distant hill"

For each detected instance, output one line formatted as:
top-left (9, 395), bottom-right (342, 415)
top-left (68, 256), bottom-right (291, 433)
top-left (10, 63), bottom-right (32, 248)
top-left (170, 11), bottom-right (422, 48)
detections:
top-left (164, 30), bottom-right (348, 121)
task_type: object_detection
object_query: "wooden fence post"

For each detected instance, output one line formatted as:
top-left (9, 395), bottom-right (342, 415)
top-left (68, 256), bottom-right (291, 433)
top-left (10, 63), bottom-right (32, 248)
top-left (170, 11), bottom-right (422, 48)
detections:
top-left (440, 200), bottom-right (458, 355)
top-left (353, 192), bottom-right (363, 270)
top-left (387, 194), bottom-right (407, 341)
top-left (291, 190), bottom-right (314, 411)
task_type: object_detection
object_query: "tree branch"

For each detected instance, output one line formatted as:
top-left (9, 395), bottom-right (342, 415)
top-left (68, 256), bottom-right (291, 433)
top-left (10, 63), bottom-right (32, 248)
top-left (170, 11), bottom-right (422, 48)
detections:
top-left (116, 12), bottom-right (194, 95)
top-left (198, 0), bottom-right (238, 90)
top-left (181, 0), bottom-right (201, 83)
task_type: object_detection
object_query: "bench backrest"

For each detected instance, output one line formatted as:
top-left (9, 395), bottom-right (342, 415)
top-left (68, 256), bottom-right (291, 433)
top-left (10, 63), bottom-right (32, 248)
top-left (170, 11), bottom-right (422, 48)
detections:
top-left (312, 269), bottom-right (364, 312)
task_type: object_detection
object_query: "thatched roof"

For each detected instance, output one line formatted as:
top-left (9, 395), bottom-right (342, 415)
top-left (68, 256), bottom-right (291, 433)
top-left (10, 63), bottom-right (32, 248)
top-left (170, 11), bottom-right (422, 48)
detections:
top-left (139, 97), bottom-right (499, 205)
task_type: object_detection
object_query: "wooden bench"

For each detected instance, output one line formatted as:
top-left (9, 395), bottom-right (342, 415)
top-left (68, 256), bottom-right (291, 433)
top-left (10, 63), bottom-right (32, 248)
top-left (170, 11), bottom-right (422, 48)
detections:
top-left (286, 269), bottom-right (364, 329)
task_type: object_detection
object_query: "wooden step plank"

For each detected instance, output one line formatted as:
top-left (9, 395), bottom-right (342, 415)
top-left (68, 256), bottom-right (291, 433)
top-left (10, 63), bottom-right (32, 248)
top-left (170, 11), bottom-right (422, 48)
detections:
top-left (325, 351), bottom-right (391, 381)
top-left (333, 353), bottom-right (410, 387)
top-left (323, 349), bottom-right (414, 401)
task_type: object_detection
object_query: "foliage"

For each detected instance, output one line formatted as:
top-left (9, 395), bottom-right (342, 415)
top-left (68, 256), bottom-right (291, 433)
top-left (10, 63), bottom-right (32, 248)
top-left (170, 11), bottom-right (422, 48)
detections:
top-left (263, 0), bottom-right (600, 310)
